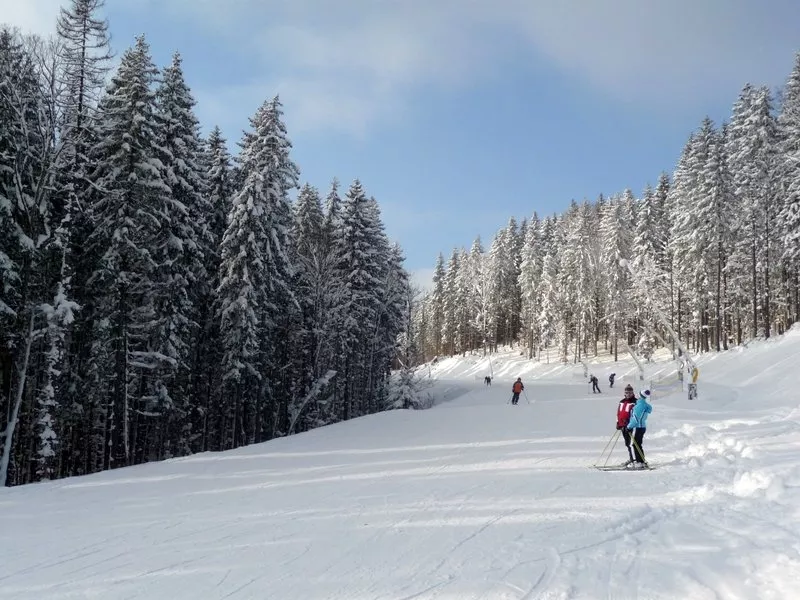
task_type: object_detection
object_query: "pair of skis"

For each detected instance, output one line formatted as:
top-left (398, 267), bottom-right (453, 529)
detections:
top-left (594, 462), bottom-right (655, 471)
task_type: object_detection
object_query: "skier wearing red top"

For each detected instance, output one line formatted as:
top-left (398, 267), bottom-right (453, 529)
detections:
top-left (511, 378), bottom-right (524, 405)
top-left (616, 384), bottom-right (637, 465)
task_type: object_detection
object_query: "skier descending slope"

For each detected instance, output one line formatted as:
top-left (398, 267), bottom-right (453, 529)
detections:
top-left (615, 384), bottom-right (637, 465)
top-left (626, 389), bottom-right (652, 468)
top-left (511, 378), bottom-right (524, 405)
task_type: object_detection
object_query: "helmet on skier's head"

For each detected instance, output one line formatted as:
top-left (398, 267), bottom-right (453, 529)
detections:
top-left (624, 385), bottom-right (634, 396)
top-left (640, 389), bottom-right (651, 399)
top-left (516, 377), bottom-right (521, 382)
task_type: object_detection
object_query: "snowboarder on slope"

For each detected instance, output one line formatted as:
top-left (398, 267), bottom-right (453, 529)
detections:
top-left (626, 389), bottom-right (652, 468)
top-left (511, 378), bottom-right (524, 405)
top-left (616, 384), bottom-right (637, 465)
top-left (609, 373), bottom-right (616, 388)
top-left (590, 374), bottom-right (601, 394)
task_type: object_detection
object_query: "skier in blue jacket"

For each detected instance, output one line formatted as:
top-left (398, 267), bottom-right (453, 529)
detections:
top-left (626, 389), bottom-right (652, 467)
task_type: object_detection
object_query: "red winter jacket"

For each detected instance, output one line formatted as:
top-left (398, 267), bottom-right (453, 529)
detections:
top-left (616, 398), bottom-right (636, 429)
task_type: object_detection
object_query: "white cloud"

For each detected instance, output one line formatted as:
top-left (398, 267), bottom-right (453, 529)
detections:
top-left (499, 0), bottom-right (796, 107)
top-left (175, 0), bottom-right (800, 136)
top-left (0, 0), bottom-right (62, 37)
top-left (7, 0), bottom-right (799, 136)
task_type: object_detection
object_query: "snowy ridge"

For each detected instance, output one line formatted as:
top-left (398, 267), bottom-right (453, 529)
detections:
top-left (2, 329), bottom-right (800, 599)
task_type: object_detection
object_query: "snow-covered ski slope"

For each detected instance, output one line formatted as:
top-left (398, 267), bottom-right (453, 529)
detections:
top-left (2, 330), bottom-right (800, 599)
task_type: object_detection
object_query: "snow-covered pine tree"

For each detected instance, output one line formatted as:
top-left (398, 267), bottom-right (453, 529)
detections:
top-left (322, 178), bottom-right (341, 247)
top-left (428, 253), bottom-right (446, 357)
top-left (706, 123), bottom-right (734, 350)
top-left (218, 95), bottom-right (299, 447)
top-left (670, 118), bottom-right (716, 352)
top-left (53, 0), bottom-right (113, 479)
top-left (538, 249), bottom-right (560, 363)
top-left (313, 178), bottom-right (347, 423)
top-left (558, 201), bottom-right (599, 362)
top-left (256, 98), bottom-right (301, 438)
top-left (665, 136), bottom-right (696, 349)
top-left (486, 232), bottom-right (504, 352)
top-left (633, 184), bottom-right (658, 269)
top-left (727, 85), bottom-right (780, 339)
top-left (557, 202), bottom-right (581, 362)
top-left (466, 236), bottom-right (489, 355)
top-left (289, 183), bottom-right (327, 431)
top-left (192, 125), bottom-right (232, 451)
top-left (152, 51), bottom-right (212, 457)
top-left (777, 53), bottom-right (800, 327)
top-left (358, 193), bottom-right (395, 414)
top-left (454, 247), bottom-right (472, 353)
top-left (441, 248), bottom-right (460, 356)
top-left (579, 201), bottom-right (603, 357)
top-left (85, 34), bottom-right (168, 468)
top-left (653, 172), bottom-right (671, 271)
top-left (502, 218), bottom-right (523, 346)
top-left (518, 214), bottom-right (542, 358)
top-left (600, 195), bottom-right (632, 361)
top-left (334, 180), bottom-right (386, 419)
top-left (56, 0), bottom-right (112, 170)
top-left (379, 241), bottom-right (411, 385)
top-left (645, 172), bottom-right (673, 351)
top-left (486, 218), bottom-right (522, 350)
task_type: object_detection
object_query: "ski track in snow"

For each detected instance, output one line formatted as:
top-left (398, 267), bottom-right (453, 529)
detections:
top-left (2, 329), bottom-right (800, 598)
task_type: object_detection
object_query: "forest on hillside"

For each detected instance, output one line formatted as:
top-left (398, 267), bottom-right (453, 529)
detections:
top-left (0, 0), bottom-right (413, 487)
top-left (414, 61), bottom-right (800, 365)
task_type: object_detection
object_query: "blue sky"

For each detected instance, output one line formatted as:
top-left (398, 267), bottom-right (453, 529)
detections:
top-left (5, 0), bottom-right (800, 289)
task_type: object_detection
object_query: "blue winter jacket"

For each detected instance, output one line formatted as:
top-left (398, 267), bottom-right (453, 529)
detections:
top-left (627, 396), bottom-right (652, 429)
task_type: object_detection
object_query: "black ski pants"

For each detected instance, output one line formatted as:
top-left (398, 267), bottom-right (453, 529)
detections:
top-left (630, 427), bottom-right (646, 463)
top-left (511, 392), bottom-right (520, 404)
top-left (622, 428), bottom-right (634, 461)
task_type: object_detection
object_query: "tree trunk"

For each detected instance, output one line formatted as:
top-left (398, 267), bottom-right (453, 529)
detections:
top-left (716, 240), bottom-right (722, 351)
top-left (764, 217), bottom-right (772, 339)
top-left (0, 311), bottom-right (35, 487)
top-left (676, 289), bottom-right (683, 356)
top-left (751, 231), bottom-right (758, 338)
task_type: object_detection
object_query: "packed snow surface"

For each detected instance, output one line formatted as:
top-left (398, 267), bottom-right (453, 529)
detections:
top-left (2, 329), bottom-right (800, 599)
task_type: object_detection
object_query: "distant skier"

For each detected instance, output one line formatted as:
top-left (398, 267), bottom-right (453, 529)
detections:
top-left (609, 373), bottom-right (616, 388)
top-left (589, 374), bottom-right (601, 394)
top-left (626, 389), bottom-right (652, 468)
top-left (511, 378), bottom-right (524, 405)
top-left (616, 384), bottom-right (637, 465)
top-left (484, 376), bottom-right (492, 386)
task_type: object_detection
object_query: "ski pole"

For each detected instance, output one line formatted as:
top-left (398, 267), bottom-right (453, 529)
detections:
top-left (523, 389), bottom-right (531, 404)
top-left (604, 432), bottom-right (621, 467)
top-left (593, 429), bottom-right (620, 467)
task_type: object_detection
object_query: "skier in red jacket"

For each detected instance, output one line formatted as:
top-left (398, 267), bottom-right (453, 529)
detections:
top-left (616, 384), bottom-right (637, 465)
top-left (511, 378), bottom-right (524, 405)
